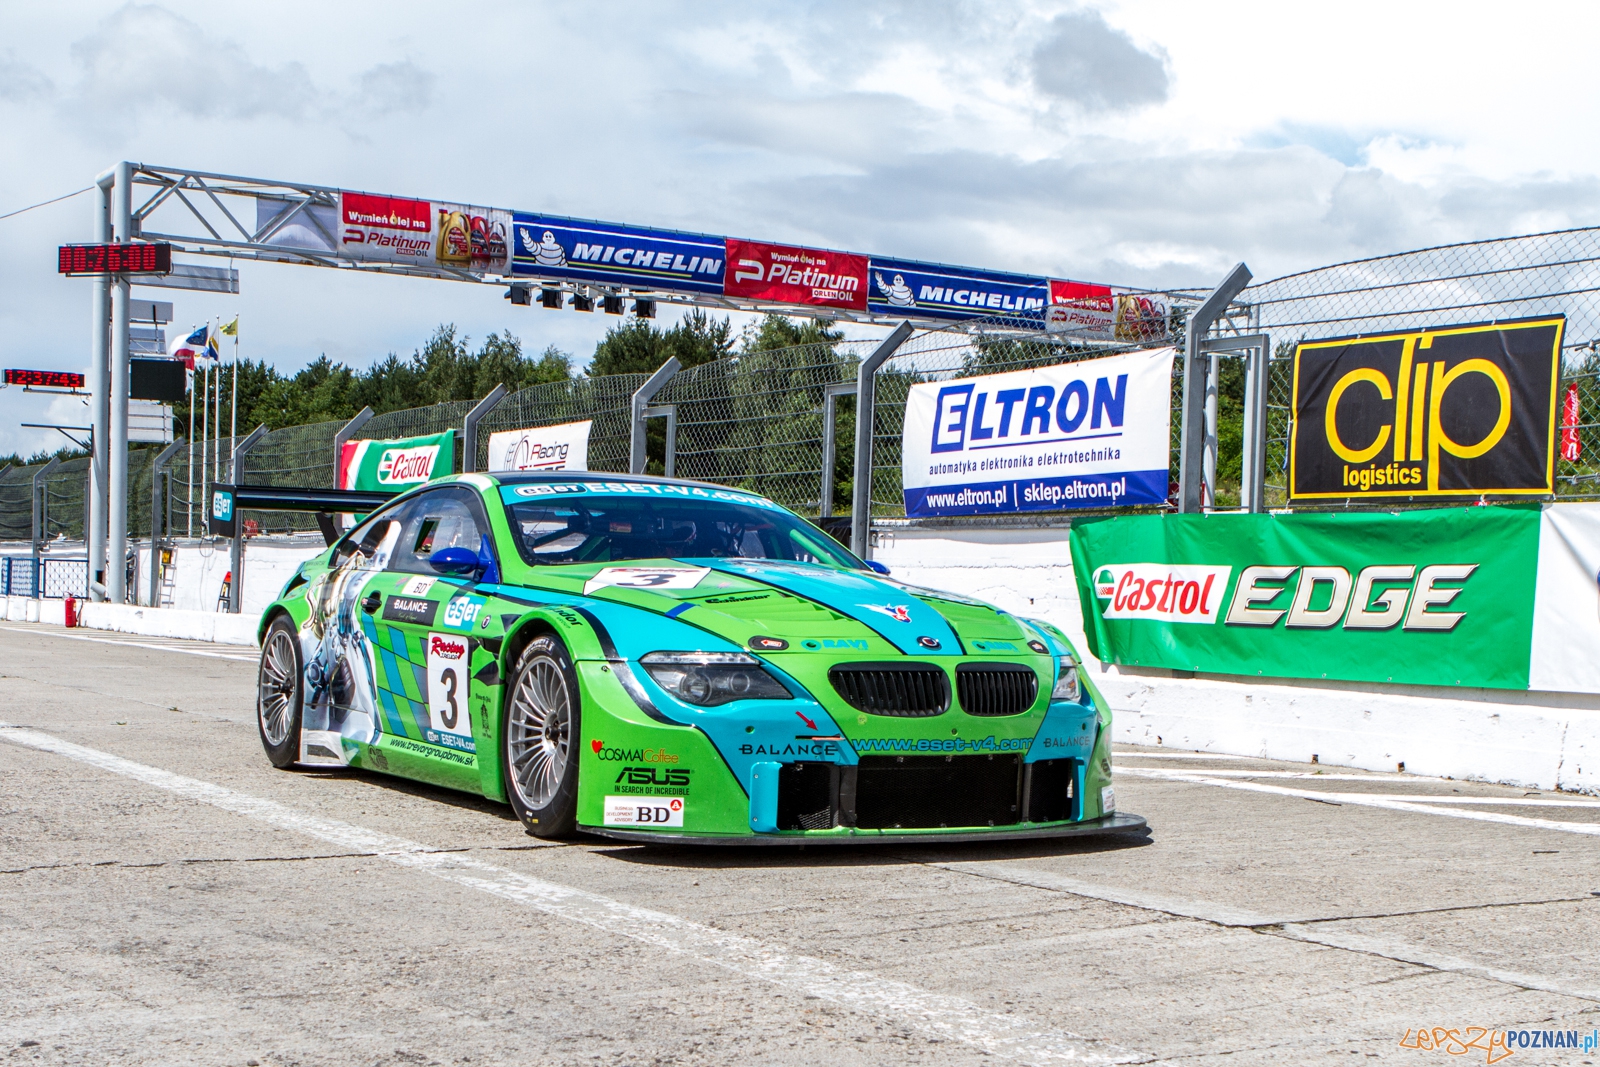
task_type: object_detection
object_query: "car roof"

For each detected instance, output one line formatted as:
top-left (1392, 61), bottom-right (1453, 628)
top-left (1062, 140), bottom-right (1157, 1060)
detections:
top-left (487, 470), bottom-right (761, 496)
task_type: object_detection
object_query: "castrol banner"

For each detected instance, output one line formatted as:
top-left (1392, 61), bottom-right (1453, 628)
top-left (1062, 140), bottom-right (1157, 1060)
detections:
top-left (338, 431), bottom-right (456, 491)
top-left (338, 191), bottom-right (511, 275)
top-left (487, 420), bottom-right (592, 473)
top-left (900, 347), bottom-right (1175, 517)
top-left (724, 238), bottom-right (868, 311)
top-left (1072, 508), bottom-right (1546, 690)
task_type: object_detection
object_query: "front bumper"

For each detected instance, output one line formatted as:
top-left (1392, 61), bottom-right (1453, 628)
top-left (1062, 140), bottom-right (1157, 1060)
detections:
top-left (580, 811), bottom-right (1149, 846)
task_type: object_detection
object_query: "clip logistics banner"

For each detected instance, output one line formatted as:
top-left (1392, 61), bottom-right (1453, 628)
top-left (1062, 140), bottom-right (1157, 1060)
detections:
top-left (1290, 316), bottom-right (1563, 500)
top-left (901, 347), bottom-right (1174, 517)
top-left (338, 431), bottom-right (456, 492)
top-left (486, 420), bottom-right (592, 473)
top-left (1071, 508), bottom-right (1541, 690)
top-left (511, 214), bottom-right (726, 294)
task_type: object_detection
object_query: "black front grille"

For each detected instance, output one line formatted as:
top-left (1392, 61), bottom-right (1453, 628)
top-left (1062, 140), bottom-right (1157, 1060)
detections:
top-left (829, 663), bottom-right (949, 717)
top-left (956, 663), bottom-right (1039, 716)
top-left (1024, 757), bottom-right (1078, 823)
top-left (854, 754), bottom-right (1021, 829)
top-left (777, 762), bottom-right (836, 830)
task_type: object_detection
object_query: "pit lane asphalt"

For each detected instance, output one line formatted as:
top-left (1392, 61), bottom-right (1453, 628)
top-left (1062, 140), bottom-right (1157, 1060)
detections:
top-left (2, 622), bottom-right (1598, 1066)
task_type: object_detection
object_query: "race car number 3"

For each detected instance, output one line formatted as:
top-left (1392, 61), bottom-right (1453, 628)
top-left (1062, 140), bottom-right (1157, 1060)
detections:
top-left (583, 566), bottom-right (710, 595)
top-left (425, 632), bottom-right (475, 751)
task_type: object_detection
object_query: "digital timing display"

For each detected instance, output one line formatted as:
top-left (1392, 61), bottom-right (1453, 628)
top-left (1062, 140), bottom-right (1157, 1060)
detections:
top-left (4, 369), bottom-right (86, 389)
top-left (57, 243), bottom-right (173, 275)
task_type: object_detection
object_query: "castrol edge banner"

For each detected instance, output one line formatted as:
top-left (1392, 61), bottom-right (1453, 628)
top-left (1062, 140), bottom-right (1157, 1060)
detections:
top-left (724, 238), bottom-right (868, 311)
top-left (1071, 508), bottom-right (1541, 690)
top-left (338, 431), bottom-right (456, 491)
top-left (1289, 316), bottom-right (1563, 501)
top-left (338, 191), bottom-right (511, 275)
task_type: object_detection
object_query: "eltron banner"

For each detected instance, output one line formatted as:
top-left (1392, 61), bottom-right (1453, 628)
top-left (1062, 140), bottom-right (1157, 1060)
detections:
top-left (338, 192), bottom-right (512, 274)
top-left (901, 347), bottom-right (1174, 517)
top-left (724, 239), bottom-right (868, 312)
top-left (1071, 508), bottom-right (1542, 690)
top-left (1289, 316), bottom-right (1564, 501)
top-left (337, 431), bottom-right (456, 491)
top-left (511, 214), bottom-right (725, 294)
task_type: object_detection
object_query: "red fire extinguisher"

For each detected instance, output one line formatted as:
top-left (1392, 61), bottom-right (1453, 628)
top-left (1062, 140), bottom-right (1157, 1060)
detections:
top-left (64, 595), bottom-right (78, 628)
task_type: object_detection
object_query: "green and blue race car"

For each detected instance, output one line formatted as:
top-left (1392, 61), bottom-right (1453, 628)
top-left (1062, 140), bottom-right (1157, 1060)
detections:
top-left (254, 471), bottom-right (1144, 843)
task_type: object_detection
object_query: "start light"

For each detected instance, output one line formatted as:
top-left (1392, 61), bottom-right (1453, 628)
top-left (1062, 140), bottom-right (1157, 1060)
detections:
top-left (640, 651), bottom-right (791, 706)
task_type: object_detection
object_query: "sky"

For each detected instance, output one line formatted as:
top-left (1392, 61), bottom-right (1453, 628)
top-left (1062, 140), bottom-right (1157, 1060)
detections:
top-left (2, 0), bottom-right (1599, 457)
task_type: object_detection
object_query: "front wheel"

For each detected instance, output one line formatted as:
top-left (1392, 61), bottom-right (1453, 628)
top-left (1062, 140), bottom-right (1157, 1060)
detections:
top-left (502, 634), bottom-right (581, 837)
top-left (257, 615), bottom-right (304, 768)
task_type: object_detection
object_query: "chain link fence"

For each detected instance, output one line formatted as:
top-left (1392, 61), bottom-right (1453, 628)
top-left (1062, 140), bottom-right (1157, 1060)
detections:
top-left (1245, 224), bottom-right (1600, 506)
top-left (476, 374), bottom-right (646, 474)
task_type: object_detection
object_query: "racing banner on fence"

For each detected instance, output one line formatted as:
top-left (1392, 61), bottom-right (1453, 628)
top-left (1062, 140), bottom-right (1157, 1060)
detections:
top-left (337, 430), bottom-right (455, 491)
top-left (510, 214), bottom-right (726, 294)
top-left (724, 238), bottom-right (868, 312)
top-left (901, 347), bottom-right (1174, 517)
top-left (1045, 280), bottom-right (1171, 343)
top-left (1289, 316), bottom-right (1564, 501)
top-left (486, 420), bottom-right (591, 472)
top-left (1070, 507), bottom-right (1556, 690)
top-left (867, 258), bottom-right (1048, 322)
top-left (337, 191), bottom-right (512, 275)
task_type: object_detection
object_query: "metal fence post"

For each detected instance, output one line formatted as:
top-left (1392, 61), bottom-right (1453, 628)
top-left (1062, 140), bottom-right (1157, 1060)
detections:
top-left (32, 457), bottom-right (62, 555)
top-left (851, 321), bottom-right (915, 560)
top-left (461, 384), bottom-right (507, 473)
top-left (819, 382), bottom-right (858, 518)
top-left (1179, 263), bottom-right (1252, 514)
top-left (88, 166), bottom-right (114, 600)
top-left (630, 359), bottom-right (680, 474)
top-left (148, 438), bottom-right (186, 606)
top-left (332, 407), bottom-right (374, 485)
top-left (229, 425), bottom-right (268, 613)
top-left (1200, 334), bottom-right (1271, 513)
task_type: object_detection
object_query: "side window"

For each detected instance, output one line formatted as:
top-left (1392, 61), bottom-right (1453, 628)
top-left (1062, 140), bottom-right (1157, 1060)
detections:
top-left (386, 488), bottom-right (492, 575)
top-left (330, 503), bottom-right (406, 570)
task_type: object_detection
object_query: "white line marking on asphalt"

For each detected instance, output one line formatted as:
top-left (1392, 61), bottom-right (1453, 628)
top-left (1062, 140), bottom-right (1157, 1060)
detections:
top-left (1120, 768), bottom-right (1600, 837)
top-left (0, 722), bottom-right (1143, 1066)
top-left (931, 862), bottom-right (1600, 1004)
top-left (1109, 751), bottom-right (1246, 760)
top-left (1124, 769), bottom-right (1600, 803)
top-left (0, 626), bottom-right (255, 661)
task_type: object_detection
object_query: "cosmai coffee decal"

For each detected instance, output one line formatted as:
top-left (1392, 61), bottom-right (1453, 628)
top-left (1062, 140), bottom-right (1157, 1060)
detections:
top-left (1289, 316), bottom-right (1563, 501)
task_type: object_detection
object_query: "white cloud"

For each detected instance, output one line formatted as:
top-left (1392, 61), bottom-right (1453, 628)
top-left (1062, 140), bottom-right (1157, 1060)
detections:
top-left (1031, 8), bottom-right (1169, 112)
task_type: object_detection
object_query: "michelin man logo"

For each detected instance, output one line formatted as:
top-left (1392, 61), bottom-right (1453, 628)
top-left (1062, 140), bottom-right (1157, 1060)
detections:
top-left (874, 271), bottom-right (916, 308)
top-left (520, 228), bottom-right (567, 268)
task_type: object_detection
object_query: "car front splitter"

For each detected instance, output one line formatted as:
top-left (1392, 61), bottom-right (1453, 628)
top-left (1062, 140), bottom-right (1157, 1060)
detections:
top-left (578, 811), bottom-right (1149, 846)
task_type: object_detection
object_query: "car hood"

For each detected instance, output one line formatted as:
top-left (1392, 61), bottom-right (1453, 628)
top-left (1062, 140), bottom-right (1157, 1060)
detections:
top-left (516, 558), bottom-right (1035, 657)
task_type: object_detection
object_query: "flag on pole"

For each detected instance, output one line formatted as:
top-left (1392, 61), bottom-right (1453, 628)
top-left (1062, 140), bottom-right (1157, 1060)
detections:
top-left (219, 317), bottom-right (238, 337)
top-left (169, 325), bottom-right (212, 370)
top-left (204, 329), bottom-right (222, 368)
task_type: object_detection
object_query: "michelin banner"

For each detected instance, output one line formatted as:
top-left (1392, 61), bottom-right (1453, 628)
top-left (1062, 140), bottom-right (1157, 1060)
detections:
top-left (1072, 504), bottom-right (1600, 693)
top-left (337, 431), bottom-right (455, 492)
top-left (511, 214), bottom-right (725, 294)
top-left (487, 420), bottom-right (591, 472)
top-left (901, 348), bottom-right (1174, 517)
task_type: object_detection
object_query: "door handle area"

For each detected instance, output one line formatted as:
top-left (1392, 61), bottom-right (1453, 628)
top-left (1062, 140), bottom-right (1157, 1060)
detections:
top-left (361, 592), bottom-right (382, 614)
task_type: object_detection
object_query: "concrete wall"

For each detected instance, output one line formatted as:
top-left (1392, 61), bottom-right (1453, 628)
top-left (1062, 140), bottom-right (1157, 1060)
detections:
top-left (872, 524), bottom-right (1600, 795)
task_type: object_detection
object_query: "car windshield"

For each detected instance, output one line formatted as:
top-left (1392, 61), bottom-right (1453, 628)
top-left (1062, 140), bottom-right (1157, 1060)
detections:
top-left (504, 493), bottom-right (861, 568)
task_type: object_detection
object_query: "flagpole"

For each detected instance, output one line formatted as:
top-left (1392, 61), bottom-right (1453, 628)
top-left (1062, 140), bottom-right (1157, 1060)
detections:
top-left (213, 316), bottom-right (221, 484)
top-left (199, 363), bottom-right (208, 538)
top-left (187, 367), bottom-right (194, 537)
top-left (229, 318), bottom-right (238, 470)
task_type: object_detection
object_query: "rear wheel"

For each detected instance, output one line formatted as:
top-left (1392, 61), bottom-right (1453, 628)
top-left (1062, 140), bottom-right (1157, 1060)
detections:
top-left (502, 634), bottom-right (581, 837)
top-left (257, 615), bottom-right (303, 769)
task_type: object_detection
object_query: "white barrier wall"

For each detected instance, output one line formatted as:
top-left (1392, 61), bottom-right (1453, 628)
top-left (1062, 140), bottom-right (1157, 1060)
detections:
top-left (872, 524), bottom-right (1600, 795)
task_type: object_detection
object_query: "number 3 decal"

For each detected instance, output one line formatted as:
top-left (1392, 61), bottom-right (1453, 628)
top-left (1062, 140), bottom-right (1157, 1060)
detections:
top-left (425, 632), bottom-right (474, 748)
top-left (440, 668), bottom-right (458, 729)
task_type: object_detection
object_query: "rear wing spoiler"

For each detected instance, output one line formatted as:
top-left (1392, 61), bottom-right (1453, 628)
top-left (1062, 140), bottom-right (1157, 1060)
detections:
top-left (208, 483), bottom-right (401, 546)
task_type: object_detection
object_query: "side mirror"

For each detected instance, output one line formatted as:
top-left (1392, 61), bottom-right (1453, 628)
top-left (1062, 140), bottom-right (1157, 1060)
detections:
top-left (866, 560), bottom-right (890, 575)
top-left (429, 547), bottom-right (480, 576)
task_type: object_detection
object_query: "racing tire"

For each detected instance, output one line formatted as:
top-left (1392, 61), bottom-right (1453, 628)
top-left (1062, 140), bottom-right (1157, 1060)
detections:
top-left (502, 633), bottom-right (581, 837)
top-left (257, 614), bottom-right (304, 769)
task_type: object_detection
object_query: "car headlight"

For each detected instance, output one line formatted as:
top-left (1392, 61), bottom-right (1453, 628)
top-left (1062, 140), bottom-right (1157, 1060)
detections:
top-left (640, 652), bottom-right (791, 706)
top-left (1051, 657), bottom-right (1080, 703)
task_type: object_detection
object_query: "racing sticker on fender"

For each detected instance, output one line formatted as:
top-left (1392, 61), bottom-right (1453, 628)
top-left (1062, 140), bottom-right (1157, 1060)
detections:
top-left (583, 566), bottom-right (710, 595)
top-left (1093, 564), bottom-right (1231, 624)
top-left (383, 595), bottom-right (438, 626)
top-left (425, 632), bottom-right (475, 752)
top-left (603, 796), bottom-right (685, 827)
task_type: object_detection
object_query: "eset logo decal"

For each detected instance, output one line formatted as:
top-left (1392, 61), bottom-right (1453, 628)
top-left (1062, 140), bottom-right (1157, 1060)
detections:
top-left (1096, 563), bottom-right (1232, 625)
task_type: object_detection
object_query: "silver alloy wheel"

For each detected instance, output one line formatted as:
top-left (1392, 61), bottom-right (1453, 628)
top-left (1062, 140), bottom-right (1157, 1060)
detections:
top-left (506, 654), bottom-right (572, 809)
top-left (258, 628), bottom-right (298, 746)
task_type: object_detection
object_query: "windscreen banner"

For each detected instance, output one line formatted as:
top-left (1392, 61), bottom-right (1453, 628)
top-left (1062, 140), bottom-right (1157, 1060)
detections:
top-left (486, 420), bottom-right (592, 472)
top-left (724, 238), bottom-right (868, 311)
top-left (1289, 316), bottom-right (1564, 501)
top-left (901, 347), bottom-right (1174, 517)
top-left (1068, 505), bottom-right (1600, 692)
top-left (867, 258), bottom-right (1047, 322)
top-left (338, 192), bottom-right (511, 274)
top-left (511, 214), bottom-right (726, 294)
top-left (337, 431), bottom-right (456, 491)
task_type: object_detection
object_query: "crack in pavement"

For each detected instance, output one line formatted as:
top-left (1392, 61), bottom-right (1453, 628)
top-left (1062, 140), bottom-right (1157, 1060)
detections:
top-left (926, 861), bottom-right (1600, 1005)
